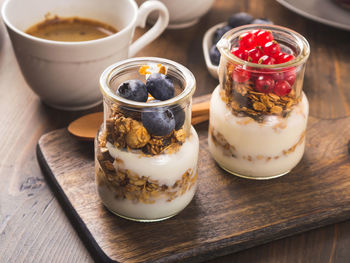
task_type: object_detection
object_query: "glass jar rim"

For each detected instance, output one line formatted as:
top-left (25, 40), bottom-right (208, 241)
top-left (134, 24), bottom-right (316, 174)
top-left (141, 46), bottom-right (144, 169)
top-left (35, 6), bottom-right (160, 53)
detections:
top-left (217, 24), bottom-right (310, 69)
top-left (99, 57), bottom-right (196, 108)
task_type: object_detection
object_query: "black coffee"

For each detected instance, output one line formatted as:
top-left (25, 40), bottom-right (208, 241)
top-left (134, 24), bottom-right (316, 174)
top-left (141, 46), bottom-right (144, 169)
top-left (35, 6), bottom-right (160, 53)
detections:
top-left (26, 16), bottom-right (118, 42)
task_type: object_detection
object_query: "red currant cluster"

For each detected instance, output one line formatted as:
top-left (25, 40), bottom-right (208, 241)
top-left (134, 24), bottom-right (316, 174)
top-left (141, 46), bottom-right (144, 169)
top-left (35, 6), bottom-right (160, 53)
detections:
top-left (231, 30), bottom-right (296, 96)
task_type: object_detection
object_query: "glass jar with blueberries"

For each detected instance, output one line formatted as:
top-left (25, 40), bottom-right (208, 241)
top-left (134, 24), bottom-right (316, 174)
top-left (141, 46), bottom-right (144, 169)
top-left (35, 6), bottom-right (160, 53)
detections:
top-left (209, 24), bottom-right (310, 179)
top-left (95, 57), bottom-right (199, 222)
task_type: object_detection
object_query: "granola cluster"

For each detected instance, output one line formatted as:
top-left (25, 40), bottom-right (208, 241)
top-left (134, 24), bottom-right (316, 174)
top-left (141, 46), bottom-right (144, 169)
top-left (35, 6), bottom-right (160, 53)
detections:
top-left (99, 112), bottom-right (186, 155)
top-left (223, 63), bottom-right (300, 122)
top-left (96, 153), bottom-right (197, 204)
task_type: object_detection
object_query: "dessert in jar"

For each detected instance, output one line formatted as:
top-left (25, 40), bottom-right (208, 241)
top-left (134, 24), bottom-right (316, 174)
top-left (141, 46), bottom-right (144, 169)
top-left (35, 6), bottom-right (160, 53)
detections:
top-left (95, 57), bottom-right (199, 222)
top-left (209, 25), bottom-right (310, 179)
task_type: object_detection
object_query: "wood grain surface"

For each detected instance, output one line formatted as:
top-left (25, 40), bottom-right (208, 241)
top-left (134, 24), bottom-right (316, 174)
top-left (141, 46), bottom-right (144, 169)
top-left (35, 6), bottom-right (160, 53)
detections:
top-left (1, 0), bottom-right (350, 262)
top-left (37, 114), bottom-right (350, 263)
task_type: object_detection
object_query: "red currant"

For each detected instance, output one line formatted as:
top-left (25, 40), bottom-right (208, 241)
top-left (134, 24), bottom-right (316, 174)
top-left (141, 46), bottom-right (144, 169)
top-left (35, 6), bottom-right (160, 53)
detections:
top-left (271, 71), bottom-right (285, 81)
top-left (255, 75), bottom-right (275, 93)
top-left (239, 32), bottom-right (257, 50)
top-left (233, 67), bottom-right (250, 83)
top-left (258, 55), bottom-right (276, 65)
top-left (262, 41), bottom-right (281, 58)
top-left (232, 47), bottom-right (249, 61)
top-left (272, 68), bottom-right (296, 85)
top-left (252, 29), bottom-right (261, 37)
top-left (247, 48), bottom-right (263, 63)
top-left (284, 70), bottom-right (296, 86)
top-left (275, 52), bottom-right (285, 63)
top-left (256, 30), bottom-right (273, 46)
top-left (274, 80), bottom-right (291, 96)
top-left (278, 53), bottom-right (295, 63)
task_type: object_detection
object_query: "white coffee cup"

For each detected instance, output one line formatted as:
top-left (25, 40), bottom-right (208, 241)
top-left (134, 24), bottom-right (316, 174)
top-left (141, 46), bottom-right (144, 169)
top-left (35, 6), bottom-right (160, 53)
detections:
top-left (1, 0), bottom-right (169, 110)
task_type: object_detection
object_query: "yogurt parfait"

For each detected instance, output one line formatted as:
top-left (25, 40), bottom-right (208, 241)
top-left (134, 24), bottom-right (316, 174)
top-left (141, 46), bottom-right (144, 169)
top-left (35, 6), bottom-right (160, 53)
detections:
top-left (209, 25), bottom-right (310, 179)
top-left (95, 57), bottom-right (198, 222)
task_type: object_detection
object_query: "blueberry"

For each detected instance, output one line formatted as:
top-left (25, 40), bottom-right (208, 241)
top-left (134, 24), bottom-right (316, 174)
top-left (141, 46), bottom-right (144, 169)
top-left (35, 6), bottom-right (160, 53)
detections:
top-left (141, 108), bottom-right (175, 136)
top-left (251, 18), bottom-right (273, 25)
top-left (116, 80), bottom-right (148, 102)
top-left (209, 45), bottom-right (220, 65)
top-left (228, 12), bottom-right (254, 28)
top-left (146, 73), bottom-right (174, 101)
top-left (212, 25), bottom-right (232, 44)
top-left (172, 105), bottom-right (185, 130)
top-left (149, 101), bottom-right (185, 130)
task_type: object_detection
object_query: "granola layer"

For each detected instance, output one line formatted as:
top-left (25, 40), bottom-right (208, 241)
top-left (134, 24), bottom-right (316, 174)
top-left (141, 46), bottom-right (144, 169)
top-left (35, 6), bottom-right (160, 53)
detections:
top-left (209, 126), bottom-right (306, 162)
top-left (223, 63), bottom-right (301, 122)
top-left (99, 111), bottom-right (186, 156)
top-left (97, 165), bottom-right (197, 204)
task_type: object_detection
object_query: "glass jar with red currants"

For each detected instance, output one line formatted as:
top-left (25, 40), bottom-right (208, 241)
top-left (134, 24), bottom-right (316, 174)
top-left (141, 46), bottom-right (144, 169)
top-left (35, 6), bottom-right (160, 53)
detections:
top-left (209, 25), bottom-right (310, 179)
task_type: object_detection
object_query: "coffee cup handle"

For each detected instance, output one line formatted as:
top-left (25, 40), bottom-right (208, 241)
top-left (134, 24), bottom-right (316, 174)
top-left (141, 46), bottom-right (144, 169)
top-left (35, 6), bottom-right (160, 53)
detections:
top-left (129, 1), bottom-right (169, 57)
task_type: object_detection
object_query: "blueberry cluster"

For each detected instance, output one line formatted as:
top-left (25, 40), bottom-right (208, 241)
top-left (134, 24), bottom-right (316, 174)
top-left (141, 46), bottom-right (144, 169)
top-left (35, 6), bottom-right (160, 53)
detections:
top-left (209, 12), bottom-right (273, 66)
top-left (116, 73), bottom-right (185, 136)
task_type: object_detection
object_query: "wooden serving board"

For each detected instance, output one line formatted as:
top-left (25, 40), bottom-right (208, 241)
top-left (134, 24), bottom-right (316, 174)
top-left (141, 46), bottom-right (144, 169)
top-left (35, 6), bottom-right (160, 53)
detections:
top-left (37, 115), bottom-right (350, 263)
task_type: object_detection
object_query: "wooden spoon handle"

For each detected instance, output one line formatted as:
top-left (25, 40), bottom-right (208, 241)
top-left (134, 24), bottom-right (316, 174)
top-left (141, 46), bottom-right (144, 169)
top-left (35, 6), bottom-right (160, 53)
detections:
top-left (192, 101), bottom-right (210, 117)
top-left (192, 114), bottom-right (209, 125)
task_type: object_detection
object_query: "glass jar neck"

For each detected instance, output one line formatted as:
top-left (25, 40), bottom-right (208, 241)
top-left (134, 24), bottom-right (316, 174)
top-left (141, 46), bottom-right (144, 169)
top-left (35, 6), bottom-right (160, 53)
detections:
top-left (217, 24), bottom-right (310, 70)
top-left (99, 57), bottom-right (196, 109)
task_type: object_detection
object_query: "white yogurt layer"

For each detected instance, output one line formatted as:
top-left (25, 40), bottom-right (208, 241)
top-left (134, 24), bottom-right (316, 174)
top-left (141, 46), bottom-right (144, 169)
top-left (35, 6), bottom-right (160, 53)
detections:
top-left (98, 183), bottom-right (196, 221)
top-left (209, 86), bottom-right (309, 179)
top-left (106, 126), bottom-right (199, 186)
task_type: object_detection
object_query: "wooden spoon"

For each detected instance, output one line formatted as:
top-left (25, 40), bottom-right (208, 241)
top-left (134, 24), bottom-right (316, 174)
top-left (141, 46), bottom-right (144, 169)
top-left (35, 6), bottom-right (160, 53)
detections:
top-left (68, 112), bottom-right (104, 141)
top-left (68, 94), bottom-right (210, 141)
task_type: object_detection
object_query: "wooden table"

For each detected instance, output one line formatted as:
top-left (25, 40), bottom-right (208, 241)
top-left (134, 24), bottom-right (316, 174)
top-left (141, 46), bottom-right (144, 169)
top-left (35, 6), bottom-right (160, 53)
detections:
top-left (1, 0), bottom-right (350, 262)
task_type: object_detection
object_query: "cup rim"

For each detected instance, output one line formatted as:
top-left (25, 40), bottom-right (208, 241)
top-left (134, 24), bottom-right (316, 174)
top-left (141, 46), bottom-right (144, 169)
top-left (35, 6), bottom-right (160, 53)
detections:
top-left (1, 0), bottom-right (138, 45)
top-left (99, 57), bottom-right (196, 109)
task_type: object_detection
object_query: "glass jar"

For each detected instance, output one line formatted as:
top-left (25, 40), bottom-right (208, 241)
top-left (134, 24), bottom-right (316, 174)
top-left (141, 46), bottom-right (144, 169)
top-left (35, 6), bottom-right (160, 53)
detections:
top-left (95, 57), bottom-right (199, 222)
top-left (209, 25), bottom-right (310, 179)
